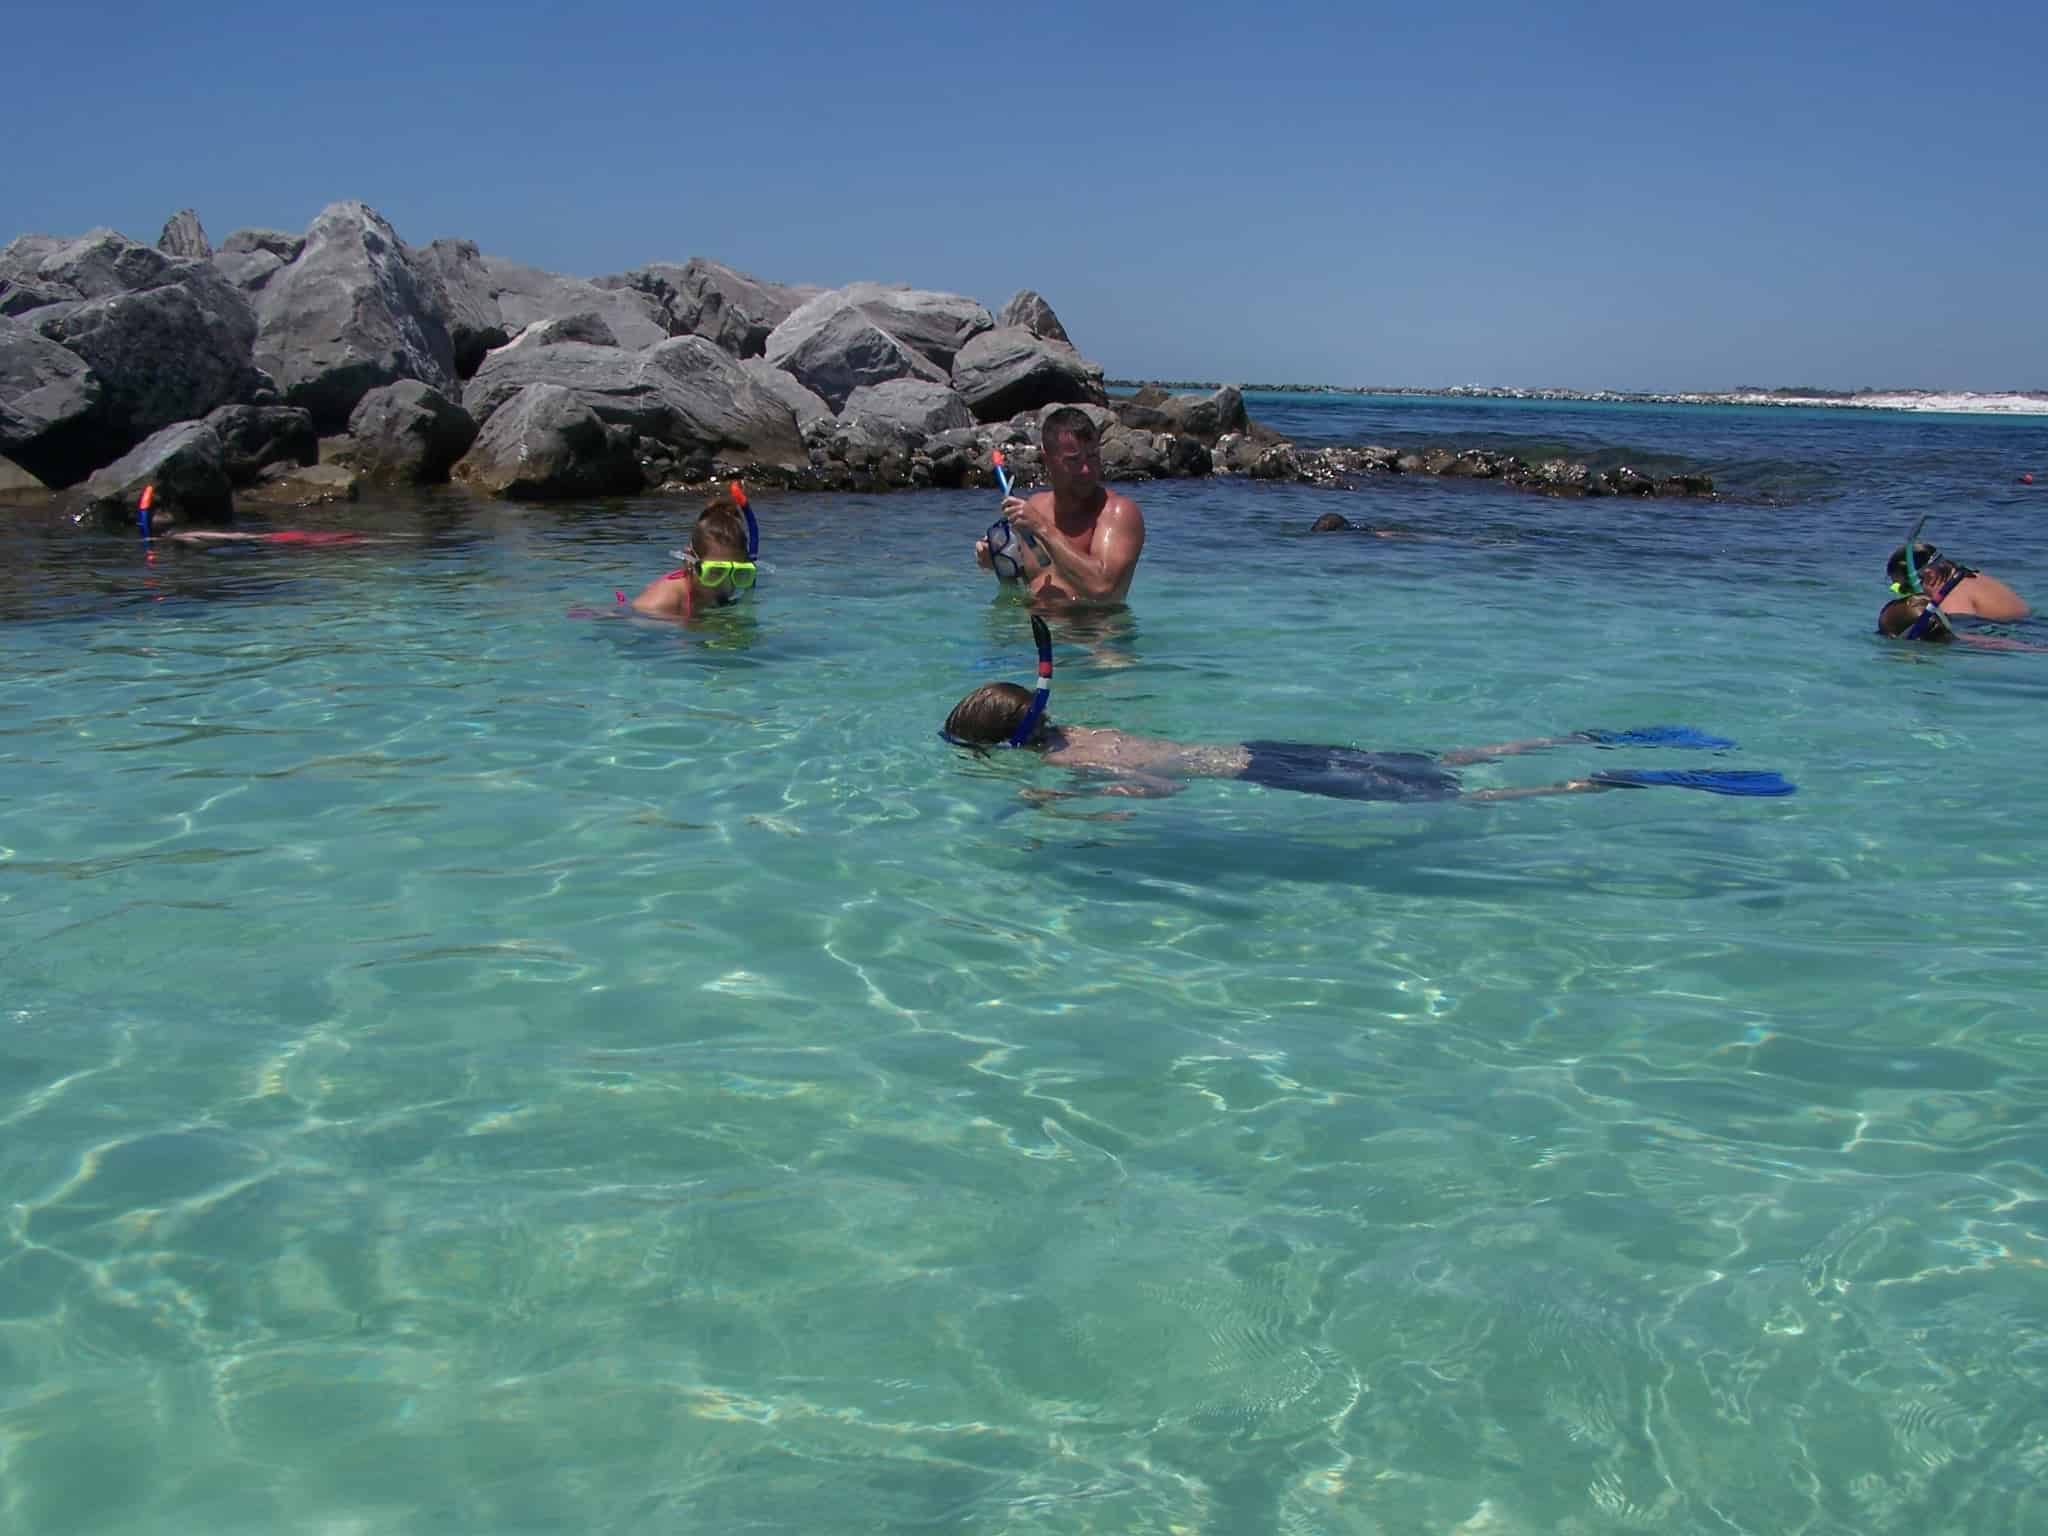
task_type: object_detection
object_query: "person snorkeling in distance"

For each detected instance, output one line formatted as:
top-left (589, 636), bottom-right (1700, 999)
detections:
top-left (626, 484), bottom-right (761, 620)
top-left (136, 484), bottom-right (383, 549)
top-left (942, 619), bottom-right (1795, 803)
top-left (1885, 519), bottom-right (2028, 620)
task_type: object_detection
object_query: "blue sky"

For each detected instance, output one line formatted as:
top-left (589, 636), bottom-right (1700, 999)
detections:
top-left (8, 1), bottom-right (2043, 392)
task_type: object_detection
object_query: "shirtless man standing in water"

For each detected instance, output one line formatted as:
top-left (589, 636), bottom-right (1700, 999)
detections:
top-left (975, 407), bottom-right (1146, 605)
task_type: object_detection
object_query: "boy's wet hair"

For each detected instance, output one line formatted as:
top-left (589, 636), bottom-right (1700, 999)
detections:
top-left (943, 682), bottom-right (1043, 746)
top-left (1878, 595), bottom-right (1952, 641)
top-left (691, 494), bottom-right (748, 560)
top-left (1040, 406), bottom-right (1099, 446)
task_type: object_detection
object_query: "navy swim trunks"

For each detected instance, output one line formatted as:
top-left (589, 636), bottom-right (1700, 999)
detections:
top-left (1238, 741), bottom-right (1461, 803)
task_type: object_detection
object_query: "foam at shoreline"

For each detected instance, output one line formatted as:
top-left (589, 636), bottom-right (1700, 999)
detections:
top-left (1111, 381), bottom-right (2048, 417)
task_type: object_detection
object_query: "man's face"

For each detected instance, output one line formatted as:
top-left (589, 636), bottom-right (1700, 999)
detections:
top-left (1043, 429), bottom-right (1101, 491)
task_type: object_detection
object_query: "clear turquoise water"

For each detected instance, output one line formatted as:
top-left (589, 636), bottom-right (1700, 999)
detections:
top-left (4, 398), bottom-right (2048, 1533)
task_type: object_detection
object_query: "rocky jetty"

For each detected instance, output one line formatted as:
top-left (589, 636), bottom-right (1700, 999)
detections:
top-left (0, 199), bottom-right (1718, 523)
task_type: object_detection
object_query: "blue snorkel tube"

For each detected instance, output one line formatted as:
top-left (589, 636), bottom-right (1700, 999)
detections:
top-left (730, 481), bottom-right (759, 559)
top-left (941, 614), bottom-right (1053, 748)
top-left (1006, 615), bottom-right (1054, 746)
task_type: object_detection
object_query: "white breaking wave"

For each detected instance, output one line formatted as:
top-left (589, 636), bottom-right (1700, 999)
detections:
top-left (1706, 390), bottom-right (2048, 416)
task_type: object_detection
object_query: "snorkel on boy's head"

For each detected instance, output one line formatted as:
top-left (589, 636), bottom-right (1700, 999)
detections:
top-left (942, 616), bottom-right (1054, 750)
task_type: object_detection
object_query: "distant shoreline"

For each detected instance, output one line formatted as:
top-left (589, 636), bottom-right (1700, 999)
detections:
top-left (1107, 380), bottom-right (2048, 416)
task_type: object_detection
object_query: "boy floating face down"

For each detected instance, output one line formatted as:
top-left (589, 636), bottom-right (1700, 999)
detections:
top-left (630, 492), bottom-right (757, 620)
top-left (942, 619), bottom-right (1796, 804)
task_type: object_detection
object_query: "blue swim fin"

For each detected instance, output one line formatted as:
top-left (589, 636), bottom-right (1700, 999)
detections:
top-left (1576, 726), bottom-right (1738, 750)
top-left (1592, 768), bottom-right (1797, 797)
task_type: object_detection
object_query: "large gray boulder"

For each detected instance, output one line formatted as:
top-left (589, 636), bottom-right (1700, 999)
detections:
top-left (411, 238), bottom-right (510, 376)
top-left (157, 210), bottom-right (211, 259)
top-left (33, 260), bottom-right (261, 446)
top-left (31, 230), bottom-right (175, 300)
top-left (347, 380), bottom-right (476, 485)
top-left (220, 228), bottom-right (305, 261)
top-left (451, 382), bottom-right (642, 499)
top-left (839, 379), bottom-right (973, 441)
top-left (212, 249), bottom-right (285, 294)
top-left (837, 282), bottom-right (993, 370)
top-left (950, 327), bottom-right (1106, 422)
top-left (213, 229), bottom-right (304, 298)
top-left (997, 289), bottom-right (1073, 347)
top-left (739, 357), bottom-right (832, 429)
top-left (203, 404), bottom-right (317, 486)
top-left (0, 235), bottom-right (67, 288)
top-left (762, 294), bottom-right (947, 411)
top-left (464, 335), bottom-right (806, 471)
top-left (1112, 384), bottom-right (1247, 443)
top-left (0, 318), bottom-right (106, 486)
top-left (76, 421), bottom-right (232, 524)
top-left (502, 311), bottom-right (620, 350)
top-left (252, 201), bottom-right (457, 430)
top-left (600, 258), bottom-right (817, 357)
top-left (480, 255), bottom-right (668, 351)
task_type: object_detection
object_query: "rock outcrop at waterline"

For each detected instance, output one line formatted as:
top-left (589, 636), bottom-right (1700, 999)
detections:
top-left (0, 199), bottom-right (1717, 519)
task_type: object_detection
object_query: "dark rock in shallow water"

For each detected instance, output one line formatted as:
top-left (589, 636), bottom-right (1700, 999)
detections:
top-left (1246, 445), bottom-right (1304, 481)
top-left (949, 327), bottom-right (1106, 423)
top-left (204, 404), bottom-right (317, 487)
top-left (0, 318), bottom-right (106, 486)
top-left (77, 421), bottom-right (232, 524)
top-left (157, 209), bottom-right (211, 259)
top-left (452, 382), bottom-right (642, 499)
top-left (347, 381), bottom-right (477, 485)
top-left (997, 289), bottom-right (1073, 347)
top-left (242, 461), bottom-right (359, 507)
top-left (253, 201), bottom-right (457, 431)
top-left (763, 294), bottom-right (948, 411)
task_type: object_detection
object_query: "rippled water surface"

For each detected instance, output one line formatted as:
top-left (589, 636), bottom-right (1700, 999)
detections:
top-left (3, 396), bottom-right (2047, 1534)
